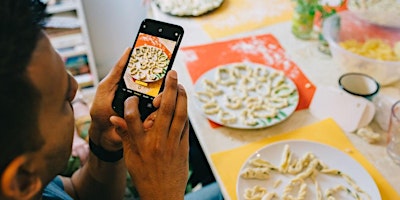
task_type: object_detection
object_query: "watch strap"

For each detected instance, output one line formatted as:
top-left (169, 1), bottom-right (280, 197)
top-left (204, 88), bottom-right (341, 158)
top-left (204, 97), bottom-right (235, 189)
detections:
top-left (89, 138), bottom-right (123, 162)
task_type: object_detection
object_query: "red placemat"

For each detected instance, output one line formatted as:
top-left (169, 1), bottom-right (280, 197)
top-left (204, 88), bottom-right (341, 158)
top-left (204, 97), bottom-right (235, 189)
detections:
top-left (181, 34), bottom-right (316, 127)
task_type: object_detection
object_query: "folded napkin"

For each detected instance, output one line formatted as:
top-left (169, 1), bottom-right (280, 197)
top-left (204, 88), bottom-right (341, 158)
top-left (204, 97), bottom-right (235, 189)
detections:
top-left (211, 118), bottom-right (399, 200)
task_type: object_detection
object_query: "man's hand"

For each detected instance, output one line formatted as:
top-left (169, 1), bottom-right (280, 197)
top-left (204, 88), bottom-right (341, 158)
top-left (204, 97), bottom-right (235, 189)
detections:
top-left (88, 48), bottom-right (131, 151)
top-left (111, 70), bottom-right (189, 200)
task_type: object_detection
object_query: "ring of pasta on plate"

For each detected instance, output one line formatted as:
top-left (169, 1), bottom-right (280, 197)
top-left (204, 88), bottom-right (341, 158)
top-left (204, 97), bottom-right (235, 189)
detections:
top-left (193, 62), bottom-right (299, 129)
top-left (128, 45), bottom-right (170, 82)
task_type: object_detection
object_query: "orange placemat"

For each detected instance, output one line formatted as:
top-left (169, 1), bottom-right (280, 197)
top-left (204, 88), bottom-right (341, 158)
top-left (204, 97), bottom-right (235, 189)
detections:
top-left (195, 0), bottom-right (293, 39)
top-left (181, 34), bottom-right (316, 127)
top-left (211, 118), bottom-right (400, 200)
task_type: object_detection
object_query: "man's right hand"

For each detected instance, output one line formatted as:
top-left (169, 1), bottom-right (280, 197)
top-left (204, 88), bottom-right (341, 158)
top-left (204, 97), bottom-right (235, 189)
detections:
top-left (111, 70), bottom-right (189, 200)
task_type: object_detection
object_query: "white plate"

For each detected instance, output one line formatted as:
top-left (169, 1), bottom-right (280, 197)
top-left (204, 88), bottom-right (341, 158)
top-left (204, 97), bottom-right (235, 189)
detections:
top-left (193, 62), bottom-right (299, 129)
top-left (154, 0), bottom-right (224, 17)
top-left (237, 140), bottom-right (381, 200)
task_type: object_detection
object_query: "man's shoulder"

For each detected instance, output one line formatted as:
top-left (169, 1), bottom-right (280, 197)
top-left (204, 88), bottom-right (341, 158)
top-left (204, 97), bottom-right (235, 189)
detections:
top-left (42, 176), bottom-right (73, 200)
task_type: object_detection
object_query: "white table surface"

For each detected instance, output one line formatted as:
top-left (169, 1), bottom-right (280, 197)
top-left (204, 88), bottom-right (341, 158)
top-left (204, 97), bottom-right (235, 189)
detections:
top-left (148, 3), bottom-right (400, 199)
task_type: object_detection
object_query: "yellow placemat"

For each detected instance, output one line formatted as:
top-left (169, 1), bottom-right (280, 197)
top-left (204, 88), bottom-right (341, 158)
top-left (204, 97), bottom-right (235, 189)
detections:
top-left (195, 0), bottom-right (293, 39)
top-left (211, 118), bottom-right (399, 200)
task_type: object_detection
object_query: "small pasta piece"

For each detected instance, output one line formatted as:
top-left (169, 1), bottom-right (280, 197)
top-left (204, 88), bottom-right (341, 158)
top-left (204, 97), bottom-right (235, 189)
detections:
top-left (232, 64), bottom-right (251, 78)
top-left (217, 110), bottom-right (237, 124)
top-left (241, 167), bottom-right (271, 180)
top-left (281, 178), bottom-right (305, 200)
top-left (225, 95), bottom-right (242, 109)
top-left (255, 80), bottom-right (272, 96)
top-left (261, 192), bottom-right (277, 200)
top-left (314, 179), bottom-right (323, 200)
top-left (136, 71), bottom-right (146, 80)
top-left (249, 158), bottom-right (278, 171)
top-left (152, 67), bottom-right (164, 74)
top-left (253, 107), bottom-right (278, 119)
top-left (266, 97), bottom-right (288, 109)
top-left (287, 152), bottom-right (315, 174)
top-left (215, 67), bottom-right (236, 86)
top-left (297, 180), bottom-right (307, 200)
top-left (293, 159), bottom-right (319, 181)
top-left (195, 91), bottom-right (214, 103)
top-left (241, 110), bottom-right (259, 126)
top-left (279, 144), bottom-right (292, 173)
top-left (320, 168), bottom-right (342, 175)
top-left (273, 179), bottom-right (282, 189)
top-left (271, 84), bottom-right (295, 98)
top-left (355, 126), bottom-right (381, 144)
top-left (271, 71), bottom-right (285, 87)
top-left (240, 76), bottom-right (257, 91)
top-left (130, 65), bottom-right (139, 75)
top-left (203, 79), bottom-right (223, 95)
top-left (245, 96), bottom-right (263, 106)
top-left (202, 102), bottom-right (220, 115)
top-left (325, 185), bottom-right (346, 200)
top-left (252, 66), bottom-right (269, 82)
top-left (244, 185), bottom-right (267, 200)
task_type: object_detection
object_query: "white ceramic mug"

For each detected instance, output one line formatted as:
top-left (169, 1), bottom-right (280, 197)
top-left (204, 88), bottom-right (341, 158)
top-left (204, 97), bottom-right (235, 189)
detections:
top-left (338, 73), bottom-right (380, 100)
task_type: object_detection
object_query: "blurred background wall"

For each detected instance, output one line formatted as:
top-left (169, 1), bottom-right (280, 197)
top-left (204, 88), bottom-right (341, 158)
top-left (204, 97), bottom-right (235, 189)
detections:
top-left (81, 0), bottom-right (147, 79)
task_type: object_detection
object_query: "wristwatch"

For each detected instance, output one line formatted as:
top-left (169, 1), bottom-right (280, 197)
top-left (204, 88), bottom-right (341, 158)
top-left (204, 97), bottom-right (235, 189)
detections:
top-left (89, 138), bottom-right (123, 162)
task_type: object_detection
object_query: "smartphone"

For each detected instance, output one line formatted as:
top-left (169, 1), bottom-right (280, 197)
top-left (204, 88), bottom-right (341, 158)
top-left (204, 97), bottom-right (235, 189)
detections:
top-left (112, 19), bottom-right (184, 120)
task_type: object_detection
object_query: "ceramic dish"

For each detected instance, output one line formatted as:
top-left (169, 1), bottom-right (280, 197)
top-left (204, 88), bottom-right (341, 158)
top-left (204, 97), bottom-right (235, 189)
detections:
top-left (237, 140), bottom-right (381, 200)
top-left (153, 0), bottom-right (224, 17)
top-left (193, 62), bottom-right (299, 129)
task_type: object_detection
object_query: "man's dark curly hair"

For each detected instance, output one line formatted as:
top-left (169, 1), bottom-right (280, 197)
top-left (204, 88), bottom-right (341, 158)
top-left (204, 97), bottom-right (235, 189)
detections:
top-left (0, 0), bottom-right (47, 172)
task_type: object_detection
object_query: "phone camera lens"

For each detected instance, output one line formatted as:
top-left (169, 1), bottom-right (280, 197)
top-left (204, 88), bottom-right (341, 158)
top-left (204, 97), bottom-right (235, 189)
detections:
top-left (158, 28), bottom-right (162, 32)
top-left (143, 25), bottom-right (146, 28)
top-left (175, 32), bottom-right (178, 36)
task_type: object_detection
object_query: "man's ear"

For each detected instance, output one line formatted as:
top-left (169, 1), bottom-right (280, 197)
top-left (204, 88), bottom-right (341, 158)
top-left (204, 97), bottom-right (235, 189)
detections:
top-left (1, 156), bottom-right (42, 200)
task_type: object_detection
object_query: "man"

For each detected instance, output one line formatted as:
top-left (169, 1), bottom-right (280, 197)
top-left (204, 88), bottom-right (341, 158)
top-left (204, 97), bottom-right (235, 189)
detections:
top-left (0, 0), bottom-right (189, 199)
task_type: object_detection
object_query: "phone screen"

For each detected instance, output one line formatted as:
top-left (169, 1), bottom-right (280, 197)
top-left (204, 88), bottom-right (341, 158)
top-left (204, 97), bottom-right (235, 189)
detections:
top-left (122, 33), bottom-right (177, 98)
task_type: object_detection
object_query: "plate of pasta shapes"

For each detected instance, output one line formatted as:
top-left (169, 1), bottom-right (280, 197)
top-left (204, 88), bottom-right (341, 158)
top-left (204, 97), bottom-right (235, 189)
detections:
top-left (153, 0), bottom-right (224, 17)
top-left (237, 140), bottom-right (381, 200)
top-left (193, 62), bottom-right (299, 129)
top-left (127, 45), bottom-right (170, 83)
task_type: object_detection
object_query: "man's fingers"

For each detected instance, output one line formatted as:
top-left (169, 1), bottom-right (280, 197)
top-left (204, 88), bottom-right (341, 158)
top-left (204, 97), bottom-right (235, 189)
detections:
top-left (169, 84), bottom-right (188, 145)
top-left (153, 70), bottom-right (178, 133)
top-left (102, 47), bottom-right (131, 84)
top-left (143, 111), bottom-right (157, 130)
top-left (153, 93), bottom-right (162, 108)
top-left (124, 96), bottom-right (145, 139)
top-left (109, 116), bottom-right (129, 144)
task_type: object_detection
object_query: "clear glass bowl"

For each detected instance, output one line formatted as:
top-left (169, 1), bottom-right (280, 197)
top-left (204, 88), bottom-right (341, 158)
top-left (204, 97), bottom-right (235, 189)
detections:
top-left (347, 0), bottom-right (400, 28)
top-left (322, 11), bottom-right (400, 86)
